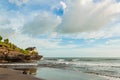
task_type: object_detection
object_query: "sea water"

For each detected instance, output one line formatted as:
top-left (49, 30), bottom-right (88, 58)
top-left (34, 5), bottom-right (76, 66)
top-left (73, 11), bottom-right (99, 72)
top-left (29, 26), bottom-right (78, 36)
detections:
top-left (35, 57), bottom-right (120, 80)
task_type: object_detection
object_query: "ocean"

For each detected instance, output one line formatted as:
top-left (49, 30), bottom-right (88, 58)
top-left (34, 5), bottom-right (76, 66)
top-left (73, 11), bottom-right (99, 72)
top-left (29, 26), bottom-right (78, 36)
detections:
top-left (35, 57), bottom-right (120, 80)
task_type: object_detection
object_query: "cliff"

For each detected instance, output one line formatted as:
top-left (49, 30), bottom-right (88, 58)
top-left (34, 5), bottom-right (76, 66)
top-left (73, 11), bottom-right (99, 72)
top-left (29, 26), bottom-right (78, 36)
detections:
top-left (0, 36), bottom-right (43, 63)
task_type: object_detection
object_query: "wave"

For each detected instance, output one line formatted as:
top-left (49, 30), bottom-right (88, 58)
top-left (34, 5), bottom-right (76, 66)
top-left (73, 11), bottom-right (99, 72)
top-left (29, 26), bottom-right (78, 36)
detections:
top-left (39, 58), bottom-right (120, 79)
top-left (57, 59), bottom-right (65, 62)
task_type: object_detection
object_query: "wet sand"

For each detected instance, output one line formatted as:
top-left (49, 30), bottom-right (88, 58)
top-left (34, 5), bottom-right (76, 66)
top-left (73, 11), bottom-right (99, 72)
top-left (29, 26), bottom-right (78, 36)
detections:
top-left (35, 67), bottom-right (108, 80)
top-left (0, 68), bottom-right (43, 80)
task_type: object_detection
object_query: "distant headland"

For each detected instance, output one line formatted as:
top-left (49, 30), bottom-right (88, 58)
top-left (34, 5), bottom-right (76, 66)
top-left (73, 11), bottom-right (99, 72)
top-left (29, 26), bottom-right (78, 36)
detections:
top-left (0, 35), bottom-right (43, 63)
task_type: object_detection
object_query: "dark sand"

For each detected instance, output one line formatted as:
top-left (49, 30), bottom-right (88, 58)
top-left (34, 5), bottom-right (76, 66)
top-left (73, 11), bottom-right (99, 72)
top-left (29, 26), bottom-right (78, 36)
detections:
top-left (0, 68), bottom-right (43, 80)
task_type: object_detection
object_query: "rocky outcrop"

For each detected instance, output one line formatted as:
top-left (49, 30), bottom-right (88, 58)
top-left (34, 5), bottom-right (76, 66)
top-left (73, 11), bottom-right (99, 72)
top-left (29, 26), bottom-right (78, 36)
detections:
top-left (25, 47), bottom-right (43, 61)
top-left (0, 35), bottom-right (43, 63)
top-left (0, 46), bottom-right (43, 63)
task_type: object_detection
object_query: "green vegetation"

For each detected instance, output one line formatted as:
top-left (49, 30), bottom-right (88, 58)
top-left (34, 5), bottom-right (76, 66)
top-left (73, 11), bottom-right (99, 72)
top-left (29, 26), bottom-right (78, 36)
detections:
top-left (19, 49), bottom-right (30, 55)
top-left (0, 35), bottom-right (2, 41)
top-left (0, 35), bottom-right (43, 63)
top-left (4, 38), bottom-right (9, 44)
top-left (0, 35), bottom-right (30, 55)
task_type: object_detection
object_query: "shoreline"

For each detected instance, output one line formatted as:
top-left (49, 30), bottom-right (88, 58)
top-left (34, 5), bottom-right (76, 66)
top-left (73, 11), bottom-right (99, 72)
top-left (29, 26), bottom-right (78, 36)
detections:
top-left (0, 68), bottom-right (43, 80)
top-left (35, 67), bottom-right (108, 80)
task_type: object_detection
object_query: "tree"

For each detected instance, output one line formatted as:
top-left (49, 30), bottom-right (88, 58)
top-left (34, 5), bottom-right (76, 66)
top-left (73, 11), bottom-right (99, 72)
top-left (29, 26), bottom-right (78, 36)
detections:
top-left (4, 38), bottom-right (9, 44)
top-left (0, 35), bottom-right (2, 41)
top-left (19, 49), bottom-right (29, 55)
top-left (10, 43), bottom-right (17, 49)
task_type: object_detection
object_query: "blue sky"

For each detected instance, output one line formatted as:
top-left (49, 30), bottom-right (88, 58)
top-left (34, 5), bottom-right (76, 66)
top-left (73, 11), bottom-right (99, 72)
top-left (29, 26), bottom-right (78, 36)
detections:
top-left (0, 0), bottom-right (120, 57)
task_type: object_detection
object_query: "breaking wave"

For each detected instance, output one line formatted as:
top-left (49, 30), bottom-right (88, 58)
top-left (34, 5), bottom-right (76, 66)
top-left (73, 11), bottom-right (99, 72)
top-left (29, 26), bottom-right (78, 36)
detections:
top-left (39, 58), bottom-right (120, 79)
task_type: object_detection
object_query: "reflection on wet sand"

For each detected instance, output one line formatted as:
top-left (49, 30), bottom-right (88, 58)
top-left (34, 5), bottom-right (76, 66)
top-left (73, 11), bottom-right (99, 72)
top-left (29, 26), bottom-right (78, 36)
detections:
top-left (16, 68), bottom-right (37, 75)
top-left (0, 63), bottom-right (38, 75)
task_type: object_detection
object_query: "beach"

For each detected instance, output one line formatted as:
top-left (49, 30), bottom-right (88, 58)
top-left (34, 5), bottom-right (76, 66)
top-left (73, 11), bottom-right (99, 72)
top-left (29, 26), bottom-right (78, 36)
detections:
top-left (0, 57), bottom-right (120, 80)
top-left (0, 68), bottom-right (43, 80)
top-left (0, 67), bottom-right (110, 80)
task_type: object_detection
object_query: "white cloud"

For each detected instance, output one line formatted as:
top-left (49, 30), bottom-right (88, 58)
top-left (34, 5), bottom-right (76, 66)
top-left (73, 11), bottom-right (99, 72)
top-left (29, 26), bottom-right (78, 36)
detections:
top-left (0, 9), bottom-right (25, 38)
top-left (50, 32), bottom-right (58, 38)
top-left (0, 17), bottom-right (10, 25)
top-left (0, 28), bottom-right (15, 38)
top-left (106, 39), bottom-right (120, 45)
top-left (9, 33), bottom-right (61, 49)
top-left (60, 1), bottom-right (67, 10)
top-left (75, 23), bottom-right (120, 39)
top-left (57, 0), bottom-right (120, 33)
top-left (75, 31), bottom-right (111, 39)
top-left (22, 12), bottom-right (61, 36)
top-left (9, 0), bottom-right (29, 6)
top-left (44, 47), bottom-right (120, 57)
top-left (0, 11), bottom-right (16, 38)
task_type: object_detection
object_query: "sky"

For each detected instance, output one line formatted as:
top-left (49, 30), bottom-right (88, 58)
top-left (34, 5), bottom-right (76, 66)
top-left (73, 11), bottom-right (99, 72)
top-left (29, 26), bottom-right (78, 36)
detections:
top-left (0, 0), bottom-right (120, 57)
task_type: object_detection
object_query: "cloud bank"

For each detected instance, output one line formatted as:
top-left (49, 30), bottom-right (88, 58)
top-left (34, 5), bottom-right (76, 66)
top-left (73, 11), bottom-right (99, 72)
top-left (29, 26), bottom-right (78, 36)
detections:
top-left (57, 0), bottom-right (120, 33)
top-left (21, 0), bottom-right (120, 36)
top-left (22, 12), bottom-right (61, 36)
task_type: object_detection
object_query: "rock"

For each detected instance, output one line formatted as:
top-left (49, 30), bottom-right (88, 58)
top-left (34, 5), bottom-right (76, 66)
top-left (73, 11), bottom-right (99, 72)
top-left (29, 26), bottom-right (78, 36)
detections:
top-left (0, 35), bottom-right (43, 63)
top-left (0, 46), bottom-right (43, 63)
top-left (26, 47), bottom-right (38, 54)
